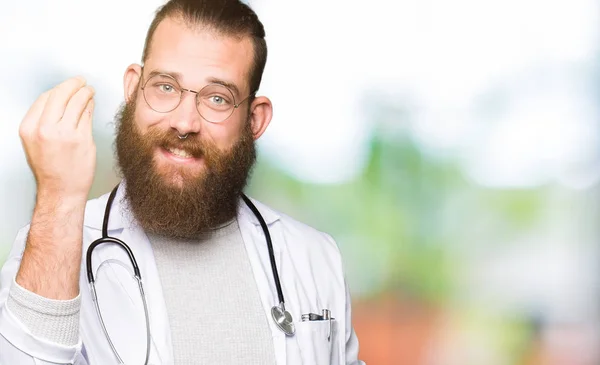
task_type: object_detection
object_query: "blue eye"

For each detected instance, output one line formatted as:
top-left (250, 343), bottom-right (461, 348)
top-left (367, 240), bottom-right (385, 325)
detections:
top-left (210, 96), bottom-right (225, 105)
top-left (158, 84), bottom-right (175, 93)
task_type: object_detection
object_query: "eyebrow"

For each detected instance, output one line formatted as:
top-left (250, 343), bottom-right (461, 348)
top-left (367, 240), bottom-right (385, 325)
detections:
top-left (206, 77), bottom-right (241, 98)
top-left (145, 69), bottom-right (242, 98)
top-left (146, 69), bottom-right (183, 81)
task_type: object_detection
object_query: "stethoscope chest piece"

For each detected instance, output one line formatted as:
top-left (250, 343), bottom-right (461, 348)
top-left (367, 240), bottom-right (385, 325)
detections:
top-left (271, 305), bottom-right (295, 336)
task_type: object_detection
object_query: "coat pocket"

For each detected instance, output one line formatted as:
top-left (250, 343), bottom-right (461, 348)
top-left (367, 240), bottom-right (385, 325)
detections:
top-left (295, 319), bottom-right (337, 365)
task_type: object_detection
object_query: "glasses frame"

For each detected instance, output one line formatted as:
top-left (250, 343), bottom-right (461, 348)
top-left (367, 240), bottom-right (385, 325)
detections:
top-left (140, 72), bottom-right (256, 123)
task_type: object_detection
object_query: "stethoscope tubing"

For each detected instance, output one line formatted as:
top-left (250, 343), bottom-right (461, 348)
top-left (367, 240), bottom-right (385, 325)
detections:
top-left (86, 186), bottom-right (142, 284)
top-left (86, 185), bottom-right (150, 365)
top-left (85, 183), bottom-right (292, 363)
top-left (86, 185), bottom-right (287, 306)
top-left (240, 194), bottom-right (286, 307)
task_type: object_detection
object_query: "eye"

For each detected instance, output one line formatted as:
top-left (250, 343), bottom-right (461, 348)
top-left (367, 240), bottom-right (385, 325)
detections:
top-left (210, 95), bottom-right (228, 105)
top-left (158, 84), bottom-right (175, 93)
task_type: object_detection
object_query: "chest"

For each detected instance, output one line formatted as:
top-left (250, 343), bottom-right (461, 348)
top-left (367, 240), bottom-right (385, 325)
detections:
top-left (149, 229), bottom-right (277, 365)
top-left (78, 222), bottom-right (346, 365)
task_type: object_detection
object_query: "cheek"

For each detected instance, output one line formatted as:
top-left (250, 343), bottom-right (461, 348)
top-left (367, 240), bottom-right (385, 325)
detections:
top-left (203, 119), bottom-right (245, 150)
top-left (134, 100), bottom-right (165, 133)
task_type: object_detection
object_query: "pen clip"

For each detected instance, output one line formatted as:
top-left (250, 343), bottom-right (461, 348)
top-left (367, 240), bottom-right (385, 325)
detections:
top-left (301, 309), bottom-right (334, 341)
top-left (301, 312), bottom-right (324, 321)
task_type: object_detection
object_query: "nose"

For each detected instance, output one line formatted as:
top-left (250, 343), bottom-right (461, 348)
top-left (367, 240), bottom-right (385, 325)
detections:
top-left (169, 90), bottom-right (201, 136)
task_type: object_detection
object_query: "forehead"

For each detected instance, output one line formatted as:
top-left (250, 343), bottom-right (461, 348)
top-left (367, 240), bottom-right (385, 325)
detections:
top-left (145, 17), bottom-right (254, 95)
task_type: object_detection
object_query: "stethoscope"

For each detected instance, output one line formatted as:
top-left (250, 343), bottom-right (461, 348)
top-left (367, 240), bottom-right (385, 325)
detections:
top-left (86, 184), bottom-right (295, 365)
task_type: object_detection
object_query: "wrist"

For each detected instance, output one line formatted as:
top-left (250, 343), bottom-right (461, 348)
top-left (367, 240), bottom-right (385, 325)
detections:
top-left (33, 193), bottom-right (87, 221)
top-left (36, 189), bottom-right (88, 209)
top-left (28, 193), bottom-right (86, 251)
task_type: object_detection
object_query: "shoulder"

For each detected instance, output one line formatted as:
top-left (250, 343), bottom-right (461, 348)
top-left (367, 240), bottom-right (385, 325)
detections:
top-left (246, 198), bottom-right (342, 259)
top-left (247, 199), bottom-right (348, 304)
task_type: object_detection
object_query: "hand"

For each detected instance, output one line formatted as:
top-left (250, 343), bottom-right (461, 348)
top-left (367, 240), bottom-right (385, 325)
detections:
top-left (19, 76), bottom-right (96, 202)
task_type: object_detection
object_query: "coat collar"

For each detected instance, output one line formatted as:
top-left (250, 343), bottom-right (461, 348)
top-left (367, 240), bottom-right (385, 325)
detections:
top-left (83, 182), bottom-right (281, 231)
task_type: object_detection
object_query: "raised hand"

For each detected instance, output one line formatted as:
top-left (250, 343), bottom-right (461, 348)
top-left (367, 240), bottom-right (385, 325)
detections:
top-left (19, 76), bottom-right (96, 201)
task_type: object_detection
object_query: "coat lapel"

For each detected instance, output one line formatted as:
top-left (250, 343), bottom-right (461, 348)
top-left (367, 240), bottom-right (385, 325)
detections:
top-left (237, 197), bottom-right (288, 365)
top-left (83, 184), bottom-right (172, 364)
top-left (84, 186), bottom-right (288, 365)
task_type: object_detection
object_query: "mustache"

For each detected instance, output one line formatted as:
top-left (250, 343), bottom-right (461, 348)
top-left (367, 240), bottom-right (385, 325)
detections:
top-left (146, 129), bottom-right (206, 158)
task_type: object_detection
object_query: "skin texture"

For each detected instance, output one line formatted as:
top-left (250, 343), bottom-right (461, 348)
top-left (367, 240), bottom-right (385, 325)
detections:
top-left (15, 15), bottom-right (273, 299)
top-left (114, 90), bottom-right (257, 238)
top-left (123, 17), bottom-right (272, 168)
top-left (16, 78), bottom-right (95, 299)
top-left (115, 17), bottom-right (272, 237)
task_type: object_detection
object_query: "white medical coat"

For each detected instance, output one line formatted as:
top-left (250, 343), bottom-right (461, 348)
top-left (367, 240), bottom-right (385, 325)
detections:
top-left (0, 186), bottom-right (364, 364)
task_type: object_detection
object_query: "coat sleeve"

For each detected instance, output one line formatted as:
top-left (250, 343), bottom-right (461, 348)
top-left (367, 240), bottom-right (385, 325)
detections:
top-left (0, 225), bottom-right (89, 365)
top-left (322, 231), bottom-right (366, 365)
top-left (343, 279), bottom-right (366, 365)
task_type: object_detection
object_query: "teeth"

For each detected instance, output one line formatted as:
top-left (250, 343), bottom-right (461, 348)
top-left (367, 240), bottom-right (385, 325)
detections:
top-left (167, 147), bottom-right (193, 158)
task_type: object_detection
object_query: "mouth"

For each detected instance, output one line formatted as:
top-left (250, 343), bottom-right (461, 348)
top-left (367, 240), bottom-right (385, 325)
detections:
top-left (167, 146), bottom-right (194, 158)
top-left (158, 146), bottom-right (202, 164)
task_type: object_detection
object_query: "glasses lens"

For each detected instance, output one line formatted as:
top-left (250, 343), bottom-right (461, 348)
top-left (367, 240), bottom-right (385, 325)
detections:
top-left (197, 84), bottom-right (235, 123)
top-left (143, 75), bottom-right (182, 113)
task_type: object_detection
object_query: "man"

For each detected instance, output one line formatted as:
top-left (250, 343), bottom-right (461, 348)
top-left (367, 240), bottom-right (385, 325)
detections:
top-left (0, 0), bottom-right (364, 364)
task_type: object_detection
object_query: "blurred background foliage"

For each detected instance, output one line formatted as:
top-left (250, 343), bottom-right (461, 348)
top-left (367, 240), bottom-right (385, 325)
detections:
top-left (2, 0), bottom-right (600, 364)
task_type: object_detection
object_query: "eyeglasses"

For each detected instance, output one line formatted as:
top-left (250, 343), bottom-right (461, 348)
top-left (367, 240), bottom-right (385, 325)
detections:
top-left (140, 73), bottom-right (255, 123)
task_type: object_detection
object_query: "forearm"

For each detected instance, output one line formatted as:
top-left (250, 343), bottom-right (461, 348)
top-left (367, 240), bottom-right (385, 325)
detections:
top-left (15, 193), bottom-right (86, 300)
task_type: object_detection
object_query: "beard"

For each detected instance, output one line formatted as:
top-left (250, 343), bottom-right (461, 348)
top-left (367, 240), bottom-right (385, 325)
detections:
top-left (114, 92), bottom-right (256, 239)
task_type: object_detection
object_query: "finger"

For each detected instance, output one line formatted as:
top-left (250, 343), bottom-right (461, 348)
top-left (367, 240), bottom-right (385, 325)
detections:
top-left (61, 85), bottom-right (95, 129)
top-left (77, 98), bottom-right (94, 135)
top-left (19, 91), bottom-right (51, 137)
top-left (40, 76), bottom-right (87, 125)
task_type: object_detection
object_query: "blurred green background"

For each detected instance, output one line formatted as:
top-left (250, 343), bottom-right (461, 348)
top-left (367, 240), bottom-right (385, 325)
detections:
top-left (1, 0), bottom-right (600, 364)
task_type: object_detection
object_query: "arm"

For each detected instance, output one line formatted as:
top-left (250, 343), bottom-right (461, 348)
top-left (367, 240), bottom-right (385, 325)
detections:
top-left (16, 193), bottom-right (86, 300)
top-left (16, 75), bottom-right (95, 300)
top-left (0, 76), bottom-right (96, 364)
top-left (0, 226), bottom-right (88, 365)
top-left (344, 280), bottom-right (366, 365)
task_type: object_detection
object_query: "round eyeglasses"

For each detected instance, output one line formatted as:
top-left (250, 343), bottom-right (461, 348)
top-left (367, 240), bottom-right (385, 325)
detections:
top-left (140, 73), bottom-right (255, 123)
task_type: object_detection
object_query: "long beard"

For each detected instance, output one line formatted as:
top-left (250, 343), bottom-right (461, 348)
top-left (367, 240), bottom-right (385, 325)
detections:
top-left (113, 94), bottom-right (256, 239)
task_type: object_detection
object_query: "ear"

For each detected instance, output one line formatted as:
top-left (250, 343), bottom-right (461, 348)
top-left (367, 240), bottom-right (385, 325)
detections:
top-left (123, 64), bottom-right (143, 103)
top-left (248, 96), bottom-right (273, 140)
